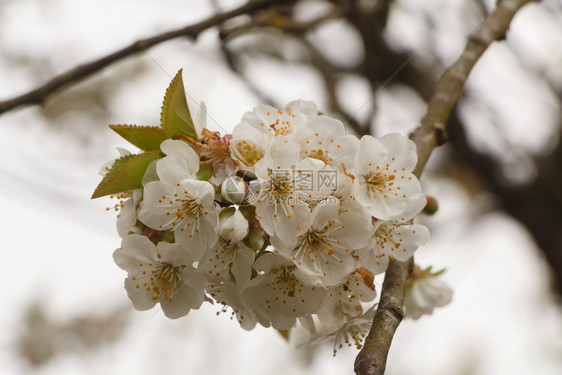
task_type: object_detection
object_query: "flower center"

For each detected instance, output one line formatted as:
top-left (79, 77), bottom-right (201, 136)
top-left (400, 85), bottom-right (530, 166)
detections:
top-left (150, 263), bottom-right (184, 302)
top-left (175, 198), bottom-right (202, 219)
top-left (265, 172), bottom-right (294, 204)
top-left (309, 148), bottom-right (329, 163)
top-left (266, 109), bottom-right (295, 136)
top-left (367, 173), bottom-right (395, 195)
top-left (275, 265), bottom-right (298, 297)
top-left (375, 225), bottom-right (401, 249)
top-left (332, 318), bottom-right (370, 356)
top-left (165, 195), bottom-right (206, 237)
top-left (304, 231), bottom-right (335, 255)
top-left (235, 140), bottom-right (264, 167)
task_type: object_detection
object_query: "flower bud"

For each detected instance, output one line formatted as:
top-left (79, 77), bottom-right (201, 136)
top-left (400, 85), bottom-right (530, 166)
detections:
top-left (219, 208), bottom-right (249, 243)
top-left (404, 266), bottom-right (452, 319)
top-left (422, 196), bottom-right (438, 216)
top-left (221, 176), bottom-right (247, 204)
top-left (247, 226), bottom-right (266, 250)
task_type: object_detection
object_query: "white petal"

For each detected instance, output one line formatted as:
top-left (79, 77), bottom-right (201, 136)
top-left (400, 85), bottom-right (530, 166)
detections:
top-left (379, 133), bottom-right (417, 172)
top-left (354, 135), bottom-right (387, 172)
top-left (355, 246), bottom-right (390, 275)
top-left (178, 179), bottom-right (216, 206)
top-left (161, 267), bottom-right (207, 319)
top-left (156, 156), bottom-right (197, 185)
top-left (333, 211), bottom-right (373, 250)
top-left (113, 234), bottom-right (155, 270)
top-left (388, 223), bottom-right (429, 262)
top-left (160, 139), bottom-right (199, 174)
top-left (138, 181), bottom-right (178, 230)
top-left (310, 199), bottom-right (340, 230)
top-left (230, 244), bottom-right (256, 291)
top-left (286, 99), bottom-right (318, 118)
top-left (124, 277), bottom-right (157, 311)
top-left (307, 115), bottom-right (345, 139)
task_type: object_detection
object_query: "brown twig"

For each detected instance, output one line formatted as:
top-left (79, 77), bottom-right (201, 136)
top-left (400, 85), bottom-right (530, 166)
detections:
top-left (0, 0), bottom-right (293, 115)
top-left (217, 5), bottom-right (352, 121)
top-left (354, 1), bottom-right (536, 374)
top-left (298, 37), bottom-right (367, 134)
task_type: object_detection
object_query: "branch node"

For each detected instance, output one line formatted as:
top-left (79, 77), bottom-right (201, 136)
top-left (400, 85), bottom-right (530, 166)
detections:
top-left (433, 122), bottom-right (448, 145)
top-left (386, 304), bottom-right (405, 322)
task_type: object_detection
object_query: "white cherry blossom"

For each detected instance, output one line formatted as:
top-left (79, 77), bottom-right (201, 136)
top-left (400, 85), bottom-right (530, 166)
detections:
top-left (138, 179), bottom-right (218, 260)
top-left (156, 139), bottom-right (200, 184)
top-left (404, 266), bottom-right (453, 319)
top-left (242, 100), bottom-right (317, 138)
top-left (116, 192), bottom-right (142, 238)
top-left (198, 238), bottom-right (255, 290)
top-left (240, 253), bottom-right (328, 330)
top-left (99, 96), bottom-right (436, 352)
top-left (317, 268), bottom-right (377, 328)
top-left (275, 199), bottom-right (372, 286)
top-left (229, 123), bottom-right (271, 171)
top-left (193, 101), bottom-right (208, 138)
top-left (299, 305), bottom-right (376, 356)
top-left (356, 218), bottom-right (429, 275)
top-left (296, 115), bottom-right (358, 169)
top-left (353, 133), bottom-right (426, 220)
top-left (230, 100), bottom-right (318, 171)
top-left (113, 234), bottom-right (207, 319)
top-left (206, 281), bottom-right (258, 330)
top-left (252, 139), bottom-right (320, 244)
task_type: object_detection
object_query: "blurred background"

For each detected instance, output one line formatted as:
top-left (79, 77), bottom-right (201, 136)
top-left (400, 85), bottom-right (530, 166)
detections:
top-left (1, 0), bottom-right (561, 374)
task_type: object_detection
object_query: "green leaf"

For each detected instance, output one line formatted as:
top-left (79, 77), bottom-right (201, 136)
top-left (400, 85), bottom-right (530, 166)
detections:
top-left (91, 150), bottom-right (163, 199)
top-left (196, 161), bottom-right (213, 181)
top-left (109, 125), bottom-right (167, 151)
top-left (160, 69), bottom-right (198, 140)
top-left (239, 205), bottom-right (255, 221)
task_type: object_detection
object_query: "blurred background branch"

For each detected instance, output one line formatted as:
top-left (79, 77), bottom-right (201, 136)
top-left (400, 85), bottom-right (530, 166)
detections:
top-left (0, 0), bottom-right (295, 115)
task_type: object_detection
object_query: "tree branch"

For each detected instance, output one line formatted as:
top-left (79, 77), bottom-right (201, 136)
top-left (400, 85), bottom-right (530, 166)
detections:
top-left (354, 1), bottom-right (536, 374)
top-left (354, 258), bottom-right (413, 375)
top-left (411, 0), bottom-right (537, 178)
top-left (0, 0), bottom-right (293, 116)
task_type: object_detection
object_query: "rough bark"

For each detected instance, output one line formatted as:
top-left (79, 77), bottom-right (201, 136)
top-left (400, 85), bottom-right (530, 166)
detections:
top-left (354, 1), bottom-right (536, 374)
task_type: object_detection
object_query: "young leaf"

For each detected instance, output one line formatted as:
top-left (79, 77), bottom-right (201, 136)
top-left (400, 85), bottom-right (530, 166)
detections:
top-left (91, 150), bottom-right (163, 199)
top-left (196, 161), bottom-right (213, 181)
top-left (109, 125), bottom-right (167, 151)
top-left (160, 69), bottom-right (198, 140)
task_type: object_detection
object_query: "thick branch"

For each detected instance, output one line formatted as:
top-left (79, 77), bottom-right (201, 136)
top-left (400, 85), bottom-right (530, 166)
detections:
top-left (354, 1), bottom-right (535, 374)
top-left (411, 0), bottom-right (536, 178)
top-left (0, 0), bottom-right (293, 115)
top-left (354, 258), bottom-right (412, 375)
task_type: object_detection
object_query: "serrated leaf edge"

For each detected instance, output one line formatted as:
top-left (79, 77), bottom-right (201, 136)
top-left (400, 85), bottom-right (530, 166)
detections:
top-left (109, 124), bottom-right (168, 151)
top-left (159, 69), bottom-right (198, 140)
top-left (160, 69), bottom-right (183, 131)
top-left (91, 150), bottom-right (163, 199)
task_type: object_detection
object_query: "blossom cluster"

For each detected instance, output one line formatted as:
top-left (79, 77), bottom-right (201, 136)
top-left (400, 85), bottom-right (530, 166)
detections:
top-left (101, 97), bottom-right (430, 353)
